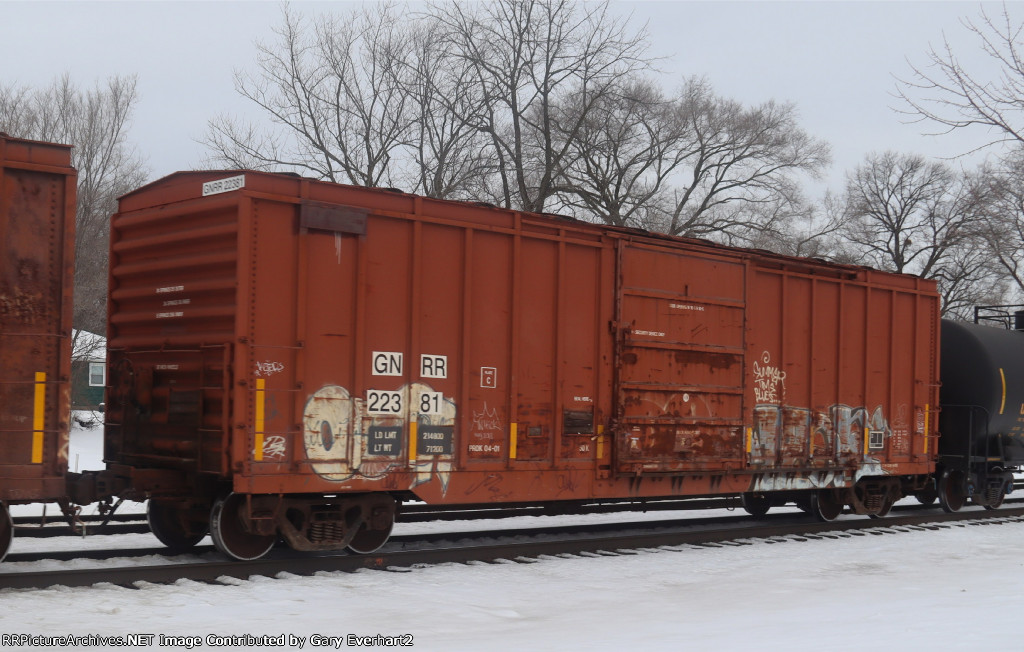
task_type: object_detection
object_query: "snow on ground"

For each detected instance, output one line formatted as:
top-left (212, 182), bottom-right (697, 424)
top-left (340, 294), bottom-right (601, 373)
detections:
top-left (3, 418), bottom-right (1022, 650)
top-left (3, 521), bottom-right (1023, 651)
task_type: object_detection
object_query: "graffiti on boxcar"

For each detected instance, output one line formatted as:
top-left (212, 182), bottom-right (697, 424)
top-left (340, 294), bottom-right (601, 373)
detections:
top-left (752, 351), bottom-right (786, 403)
top-left (749, 470), bottom-right (846, 492)
top-left (262, 435), bottom-right (287, 459)
top-left (468, 402), bottom-right (504, 458)
top-left (812, 411), bottom-right (831, 457)
top-left (301, 382), bottom-right (456, 495)
top-left (749, 461), bottom-right (889, 493)
top-left (463, 472), bottom-right (513, 502)
top-left (832, 404), bottom-right (889, 457)
top-left (749, 402), bottom-right (891, 477)
top-left (555, 468), bottom-right (584, 496)
top-left (303, 384), bottom-right (358, 481)
top-left (410, 381), bottom-right (456, 495)
top-left (472, 402), bottom-right (502, 432)
top-left (255, 360), bottom-right (285, 377)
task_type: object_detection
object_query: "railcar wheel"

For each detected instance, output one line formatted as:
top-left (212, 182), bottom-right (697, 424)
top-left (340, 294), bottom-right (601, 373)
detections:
top-left (915, 486), bottom-right (938, 505)
top-left (985, 494), bottom-right (1006, 510)
top-left (147, 501), bottom-right (208, 553)
top-left (210, 493), bottom-right (276, 561)
top-left (976, 488), bottom-right (1006, 510)
top-left (868, 494), bottom-right (895, 519)
top-left (347, 517), bottom-right (395, 555)
top-left (809, 490), bottom-right (843, 522)
top-left (0, 504), bottom-right (12, 563)
top-left (989, 485), bottom-right (1007, 509)
top-left (741, 492), bottom-right (772, 517)
top-left (938, 470), bottom-right (967, 513)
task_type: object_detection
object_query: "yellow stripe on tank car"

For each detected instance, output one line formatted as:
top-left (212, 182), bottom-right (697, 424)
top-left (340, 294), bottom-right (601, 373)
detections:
top-left (254, 378), bottom-right (266, 461)
top-left (32, 372), bottom-right (46, 464)
top-left (409, 421), bottom-right (418, 462)
top-left (746, 427), bottom-right (753, 454)
top-left (1000, 368), bottom-right (1007, 415)
top-left (510, 423), bottom-right (518, 460)
top-left (863, 427), bottom-right (870, 456)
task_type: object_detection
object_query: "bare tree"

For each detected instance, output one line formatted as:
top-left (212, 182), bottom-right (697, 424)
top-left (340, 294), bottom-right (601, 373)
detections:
top-left (430, 0), bottom-right (652, 212)
top-left (399, 21), bottom-right (494, 198)
top-left (896, 4), bottom-right (1024, 151)
top-left (0, 85), bottom-right (34, 136)
top-left (0, 74), bottom-right (146, 346)
top-left (841, 152), bottom-right (975, 275)
top-left (549, 75), bottom-right (830, 243)
top-left (208, 0), bottom-right (834, 250)
top-left (932, 241), bottom-right (1008, 320)
top-left (839, 151), bottom-right (996, 315)
top-left (978, 150), bottom-right (1024, 297)
top-left (204, 3), bottom-right (414, 187)
top-left (750, 192), bottom-right (848, 259)
top-left (655, 78), bottom-right (830, 240)
top-left (549, 78), bottom-right (685, 227)
top-left (208, 0), bottom-right (655, 208)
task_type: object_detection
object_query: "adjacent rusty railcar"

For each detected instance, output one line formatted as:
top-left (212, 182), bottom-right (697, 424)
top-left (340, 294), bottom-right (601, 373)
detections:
top-left (88, 171), bottom-right (940, 559)
top-left (0, 135), bottom-right (77, 561)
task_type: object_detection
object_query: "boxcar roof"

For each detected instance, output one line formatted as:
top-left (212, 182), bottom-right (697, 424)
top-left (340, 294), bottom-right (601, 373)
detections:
top-left (0, 133), bottom-right (74, 168)
top-left (118, 169), bottom-right (933, 290)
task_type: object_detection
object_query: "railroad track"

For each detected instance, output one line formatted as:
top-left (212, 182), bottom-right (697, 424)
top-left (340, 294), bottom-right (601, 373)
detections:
top-left (10, 496), bottom-right (743, 538)
top-left (13, 490), bottom-right (1022, 539)
top-left (4, 509), bottom-right (800, 564)
top-left (4, 505), bottom-right (1023, 591)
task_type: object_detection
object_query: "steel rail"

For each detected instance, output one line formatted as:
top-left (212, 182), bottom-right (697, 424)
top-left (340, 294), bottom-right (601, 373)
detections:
top-left (4, 506), bottom-right (1023, 591)
top-left (2, 509), bottom-right (809, 563)
top-left (10, 496), bottom-right (744, 539)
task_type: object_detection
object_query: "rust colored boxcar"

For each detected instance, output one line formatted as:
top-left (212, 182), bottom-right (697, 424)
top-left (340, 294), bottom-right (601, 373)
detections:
top-left (96, 171), bottom-right (940, 559)
top-left (0, 135), bottom-right (76, 560)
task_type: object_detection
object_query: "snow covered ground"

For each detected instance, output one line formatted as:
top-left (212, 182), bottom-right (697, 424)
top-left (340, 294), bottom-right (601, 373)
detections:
top-left (2, 420), bottom-right (1022, 650)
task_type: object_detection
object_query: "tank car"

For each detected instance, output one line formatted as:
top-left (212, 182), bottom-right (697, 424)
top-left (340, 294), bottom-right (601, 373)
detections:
top-left (936, 308), bottom-right (1024, 511)
top-left (0, 134), bottom-right (77, 561)
top-left (68, 171), bottom-right (941, 560)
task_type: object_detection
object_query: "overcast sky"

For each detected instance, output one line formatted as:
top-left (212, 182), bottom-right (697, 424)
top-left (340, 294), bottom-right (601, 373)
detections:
top-left (0, 1), bottom-right (1013, 196)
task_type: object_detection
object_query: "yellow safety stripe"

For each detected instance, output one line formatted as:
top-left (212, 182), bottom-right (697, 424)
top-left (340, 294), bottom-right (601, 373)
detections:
top-left (32, 372), bottom-right (45, 463)
top-left (254, 378), bottom-right (266, 461)
top-left (409, 421), bottom-right (418, 462)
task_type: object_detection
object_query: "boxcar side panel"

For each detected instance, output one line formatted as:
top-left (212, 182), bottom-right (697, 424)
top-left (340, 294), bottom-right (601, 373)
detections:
top-left (466, 230), bottom-right (513, 467)
top-left (0, 137), bottom-right (75, 501)
top-left (106, 171), bottom-right (940, 509)
top-left (613, 242), bottom-right (747, 474)
top-left (559, 242), bottom-right (603, 463)
top-left (744, 266), bottom-right (937, 493)
top-left (105, 197), bottom-right (240, 479)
